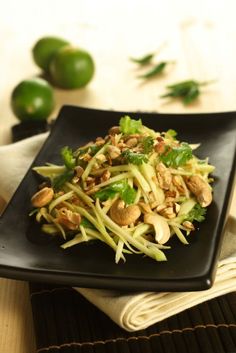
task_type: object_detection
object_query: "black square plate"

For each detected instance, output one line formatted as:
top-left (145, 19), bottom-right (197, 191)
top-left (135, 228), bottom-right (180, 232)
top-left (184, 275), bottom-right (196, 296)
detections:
top-left (0, 106), bottom-right (235, 291)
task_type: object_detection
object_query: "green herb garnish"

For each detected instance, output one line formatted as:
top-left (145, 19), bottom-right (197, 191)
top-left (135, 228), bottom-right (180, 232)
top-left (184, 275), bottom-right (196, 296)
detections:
top-left (161, 80), bottom-right (214, 105)
top-left (61, 146), bottom-right (76, 170)
top-left (121, 184), bottom-right (137, 205)
top-left (130, 53), bottom-right (155, 65)
top-left (142, 136), bottom-right (154, 154)
top-left (122, 149), bottom-right (148, 165)
top-left (119, 115), bottom-right (142, 134)
top-left (186, 204), bottom-right (207, 223)
top-left (94, 181), bottom-right (124, 201)
top-left (138, 61), bottom-right (170, 79)
top-left (94, 180), bottom-right (136, 205)
top-left (160, 143), bottom-right (193, 167)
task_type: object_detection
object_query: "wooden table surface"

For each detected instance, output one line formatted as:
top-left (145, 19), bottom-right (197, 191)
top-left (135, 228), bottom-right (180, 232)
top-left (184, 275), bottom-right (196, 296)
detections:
top-left (0, 1), bottom-right (236, 352)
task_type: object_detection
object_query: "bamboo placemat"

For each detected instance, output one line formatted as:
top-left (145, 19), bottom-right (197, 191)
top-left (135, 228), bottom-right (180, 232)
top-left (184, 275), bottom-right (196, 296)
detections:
top-left (30, 283), bottom-right (236, 353)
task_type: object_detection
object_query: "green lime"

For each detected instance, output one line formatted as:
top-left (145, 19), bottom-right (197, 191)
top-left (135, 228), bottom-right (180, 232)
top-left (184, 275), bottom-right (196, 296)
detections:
top-left (32, 36), bottom-right (69, 72)
top-left (49, 45), bottom-right (95, 89)
top-left (10, 78), bottom-right (55, 122)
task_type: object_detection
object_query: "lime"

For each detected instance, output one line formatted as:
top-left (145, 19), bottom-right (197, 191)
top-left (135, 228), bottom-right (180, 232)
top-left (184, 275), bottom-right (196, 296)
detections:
top-left (11, 78), bottom-right (55, 122)
top-left (32, 36), bottom-right (69, 72)
top-left (49, 45), bottom-right (95, 89)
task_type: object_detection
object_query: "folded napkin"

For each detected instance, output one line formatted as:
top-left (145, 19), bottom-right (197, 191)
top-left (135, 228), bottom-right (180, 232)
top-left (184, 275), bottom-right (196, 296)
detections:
top-left (0, 134), bottom-right (235, 332)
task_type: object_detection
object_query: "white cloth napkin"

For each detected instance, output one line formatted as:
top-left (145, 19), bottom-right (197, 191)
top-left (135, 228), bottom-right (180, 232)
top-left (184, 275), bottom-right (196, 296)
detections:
top-left (0, 134), bottom-right (235, 332)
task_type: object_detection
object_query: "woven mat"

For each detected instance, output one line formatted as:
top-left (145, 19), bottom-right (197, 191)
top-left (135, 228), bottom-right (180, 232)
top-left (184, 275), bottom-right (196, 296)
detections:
top-left (29, 283), bottom-right (236, 353)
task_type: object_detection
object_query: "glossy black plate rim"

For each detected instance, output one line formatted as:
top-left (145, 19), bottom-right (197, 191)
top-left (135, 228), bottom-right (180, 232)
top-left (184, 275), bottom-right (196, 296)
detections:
top-left (0, 105), bottom-right (235, 292)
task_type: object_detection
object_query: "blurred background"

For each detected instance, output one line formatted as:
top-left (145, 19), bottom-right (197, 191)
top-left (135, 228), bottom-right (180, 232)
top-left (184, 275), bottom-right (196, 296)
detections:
top-left (1, 0), bottom-right (236, 145)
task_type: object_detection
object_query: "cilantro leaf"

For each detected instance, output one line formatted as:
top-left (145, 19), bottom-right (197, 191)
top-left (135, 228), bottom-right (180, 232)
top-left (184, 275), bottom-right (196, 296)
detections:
top-left (94, 188), bottom-right (117, 201)
top-left (122, 149), bottom-right (148, 165)
top-left (160, 143), bottom-right (192, 167)
top-left (61, 146), bottom-right (76, 170)
top-left (186, 204), bottom-right (207, 223)
top-left (142, 136), bottom-right (154, 154)
top-left (120, 184), bottom-right (137, 205)
top-left (107, 181), bottom-right (127, 193)
top-left (94, 180), bottom-right (136, 204)
top-left (94, 181), bottom-right (126, 201)
top-left (119, 115), bottom-right (142, 134)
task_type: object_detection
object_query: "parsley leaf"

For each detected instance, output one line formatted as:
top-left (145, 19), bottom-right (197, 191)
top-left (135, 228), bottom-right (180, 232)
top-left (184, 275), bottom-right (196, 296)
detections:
top-left (186, 204), bottom-right (207, 223)
top-left (119, 115), bottom-right (142, 134)
top-left (122, 149), bottom-right (148, 165)
top-left (61, 146), bottom-right (76, 170)
top-left (94, 180), bottom-right (136, 204)
top-left (160, 143), bottom-right (192, 168)
top-left (142, 136), bottom-right (154, 154)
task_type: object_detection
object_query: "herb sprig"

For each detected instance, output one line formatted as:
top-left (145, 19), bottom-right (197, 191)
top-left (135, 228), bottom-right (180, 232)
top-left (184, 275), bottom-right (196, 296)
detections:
top-left (94, 180), bottom-right (136, 205)
top-left (138, 61), bottom-right (172, 79)
top-left (119, 115), bottom-right (142, 134)
top-left (186, 204), bottom-right (207, 223)
top-left (130, 53), bottom-right (155, 65)
top-left (142, 136), bottom-right (154, 153)
top-left (160, 143), bottom-right (193, 168)
top-left (161, 80), bottom-right (214, 105)
top-left (122, 150), bottom-right (148, 165)
top-left (61, 146), bottom-right (76, 170)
